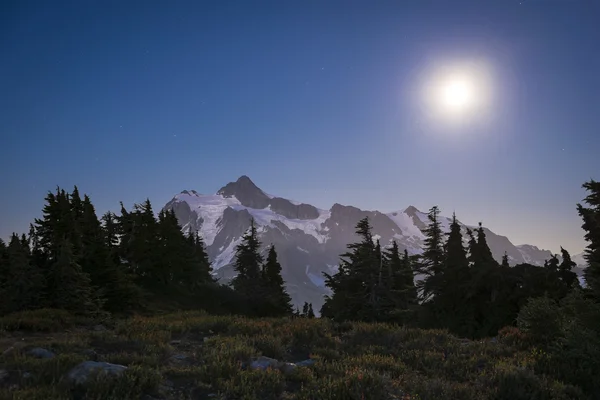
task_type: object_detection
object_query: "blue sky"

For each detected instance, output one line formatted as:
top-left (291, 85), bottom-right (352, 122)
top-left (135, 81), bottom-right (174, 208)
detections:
top-left (1, 0), bottom-right (598, 254)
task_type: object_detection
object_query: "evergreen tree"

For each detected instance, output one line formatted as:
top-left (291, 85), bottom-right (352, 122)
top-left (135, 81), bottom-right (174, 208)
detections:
top-left (501, 252), bottom-right (510, 268)
top-left (0, 234), bottom-right (44, 314)
top-left (382, 242), bottom-right (417, 323)
top-left (183, 231), bottom-right (213, 288)
top-left (262, 245), bottom-right (293, 316)
top-left (307, 303), bottom-right (315, 318)
top-left (157, 208), bottom-right (188, 286)
top-left (475, 223), bottom-right (497, 266)
top-left (577, 180), bottom-right (600, 298)
top-left (33, 188), bottom-right (76, 262)
top-left (436, 213), bottom-right (473, 333)
top-left (321, 217), bottom-right (380, 321)
top-left (417, 206), bottom-right (445, 302)
top-left (46, 239), bottom-right (97, 314)
top-left (231, 219), bottom-right (264, 312)
top-left (465, 228), bottom-right (478, 266)
top-left (302, 302), bottom-right (310, 317)
top-left (0, 239), bottom-right (8, 290)
top-left (559, 247), bottom-right (579, 289)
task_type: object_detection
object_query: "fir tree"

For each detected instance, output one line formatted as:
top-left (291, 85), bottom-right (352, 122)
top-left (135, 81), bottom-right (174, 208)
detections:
top-left (577, 179), bottom-right (600, 298)
top-left (0, 239), bottom-right (8, 290)
top-left (558, 247), bottom-right (579, 289)
top-left (307, 303), bottom-right (315, 318)
top-left (262, 245), bottom-right (293, 316)
top-left (436, 213), bottom-right (473, 333)
top-left (383, 241), bottom-right (417, 323)
top-left (417, 206), bottom-right (445, 302)
top-left (321, 217), bottom-right (380, 321)
top-left (46, 239), bottom-right (97, 314)
top-left (231, 219), bottom-right (264, 311)
top-left (501, 252), bottom-right (510, 268)
top-left (183, 231), bottom-right (213, 288)
top-left (0, 234), bottom-right (44, 314)
top-left (475, 223), bottom-right (497, 266)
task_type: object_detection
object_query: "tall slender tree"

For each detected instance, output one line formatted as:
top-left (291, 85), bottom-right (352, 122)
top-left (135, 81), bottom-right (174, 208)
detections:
top-left (262, 245), bottom-right (293, 316)
top-left (559, 247), bottom-right (579, 289)
top-left (577, 180), bottom-right (600, 298)
top-left (322, 217), bottom-right (380, 321)
top-left (417, 206), bottom-right (445, 302)
top-left (231, 219), bottom-right (264, 306)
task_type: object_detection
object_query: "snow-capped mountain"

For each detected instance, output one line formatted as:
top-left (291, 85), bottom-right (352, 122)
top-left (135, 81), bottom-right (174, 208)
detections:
top-left (163, 176), bottom-right (578, 311)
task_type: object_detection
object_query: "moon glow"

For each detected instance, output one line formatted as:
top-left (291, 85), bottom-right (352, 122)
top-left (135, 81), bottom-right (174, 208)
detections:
top-left (417, 60), bottom-right (494, 129)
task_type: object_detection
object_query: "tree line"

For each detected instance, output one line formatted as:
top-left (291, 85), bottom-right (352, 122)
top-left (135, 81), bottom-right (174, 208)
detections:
top-left (322, 179), bottom-right (600, 339)
top-left (1, 179), bottom-right (599, 342)
top-left (0, 187), bottom-right (292, 318)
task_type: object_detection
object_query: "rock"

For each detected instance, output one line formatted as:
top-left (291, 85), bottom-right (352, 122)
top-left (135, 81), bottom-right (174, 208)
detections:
top-left (295, 359), bottom-right (315, 367)
top-left (93, 324), bottom-right (107, 332)
top-left (279, 362), bottom-right (297, 375)
top-left (22, 372), bottom-right (32, 379)
top-left (249, 356), bottom-right (280, 371)
top-left (203, 337), bottom-right (210, 343)
top-left (169, 340), bottom-right (181, 345)
top-left (27, 347), bottom-right (55, 359)
top-left (67, 361), bottom-right (128, 385)
top-left (0, 369), bottom-right (8, 382)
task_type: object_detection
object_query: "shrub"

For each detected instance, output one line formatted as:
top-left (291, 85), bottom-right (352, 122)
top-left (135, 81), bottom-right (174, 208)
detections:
top-left (516, 297), bottom-right (561, 347)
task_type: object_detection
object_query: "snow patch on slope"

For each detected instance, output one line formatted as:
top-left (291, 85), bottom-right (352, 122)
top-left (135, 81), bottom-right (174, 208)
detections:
top-left (173, 192), bottom-right (242, 246)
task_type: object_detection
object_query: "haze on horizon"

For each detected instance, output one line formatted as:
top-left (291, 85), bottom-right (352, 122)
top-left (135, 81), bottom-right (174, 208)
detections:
top-left (1, 0), bottom-right (599, 255)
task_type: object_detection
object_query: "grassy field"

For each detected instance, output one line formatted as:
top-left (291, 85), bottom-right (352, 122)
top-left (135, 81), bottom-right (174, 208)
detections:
top-left (0, 309), bottom-right (585, 400)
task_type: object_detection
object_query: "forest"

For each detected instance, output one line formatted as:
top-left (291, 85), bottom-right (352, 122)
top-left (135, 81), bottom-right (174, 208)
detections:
top-left (0, 179), bottom-right (599, 399)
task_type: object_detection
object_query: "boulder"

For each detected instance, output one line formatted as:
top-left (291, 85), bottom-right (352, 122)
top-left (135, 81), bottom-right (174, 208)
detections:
top-left (67, 361), bottom-right (127, 385)
top-left (27, 348), bottom-right (55, 359)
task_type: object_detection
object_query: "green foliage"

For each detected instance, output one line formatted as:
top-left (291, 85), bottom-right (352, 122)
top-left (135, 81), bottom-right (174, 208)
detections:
top-left (262, 245), bottom-right (294, 317)
top-left (516, 297), bottom-right (562, 347)
top-left (0, 310), bottom-right (594, 399)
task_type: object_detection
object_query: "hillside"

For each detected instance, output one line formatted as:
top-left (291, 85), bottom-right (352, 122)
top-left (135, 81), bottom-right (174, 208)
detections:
top-left (0, 309), bottom-right (586, 400)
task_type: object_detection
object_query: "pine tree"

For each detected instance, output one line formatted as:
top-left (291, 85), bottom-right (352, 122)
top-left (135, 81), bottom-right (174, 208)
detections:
top-left (0, 239), bottom-right (8, 291)
top-left (577, 179), bottom-right (600, 298)
top-left (465, 228), bottom-right (478, 266)
top-left (558, 247), bottom-right (579, 289)
top-left (501, 252), bottom-right (510, 268)
top-left (0, 234), bottom-right (44, 314)
top-left (157, 208), bottom-right (188, 287)
top-left (307, 303), bottom-right (315, 318)
top-left (475, 223), bottom-right (497, 266)
top-left (437, 213), bottom-right (473, 333)
top-left (46, 239), bottom-right (97, 314)
top-left (183, 231), bottom-right (213, 288)
top-left (321, 217), bottom-right (380, 321)
top-left (383, 241), bottom-right (417, 323)
top-left (417, 206), bottom-right (445, 302)
top-left (34, 188), bottom-right (76, 262)
top-left (231, 219), bottom-right (264, 310)
top-left (302, 302), bottom-right (309, 317)
top-left (262, 245), bottom-right (293, 316)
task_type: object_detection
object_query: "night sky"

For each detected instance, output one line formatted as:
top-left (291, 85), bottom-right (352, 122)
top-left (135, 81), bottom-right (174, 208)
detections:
top-left (1, 0), bottom-right (599, 254)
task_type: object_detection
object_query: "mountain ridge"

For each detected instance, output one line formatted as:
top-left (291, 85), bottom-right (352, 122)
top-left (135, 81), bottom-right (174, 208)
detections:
top-left (163, 176), bottom-right (583, 310)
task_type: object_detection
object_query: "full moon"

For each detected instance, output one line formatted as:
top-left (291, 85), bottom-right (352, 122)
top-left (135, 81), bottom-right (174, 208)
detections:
top-left (417, 59), bottom-right (494, 128)
top-left (441, 79), bottom-right (473, 111)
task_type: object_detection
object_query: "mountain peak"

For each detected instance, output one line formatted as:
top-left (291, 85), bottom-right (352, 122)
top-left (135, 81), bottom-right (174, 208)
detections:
top-left (217, 176), bottom-right (270, 209)
top-left (404, 205), bottom-right (421, 215)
